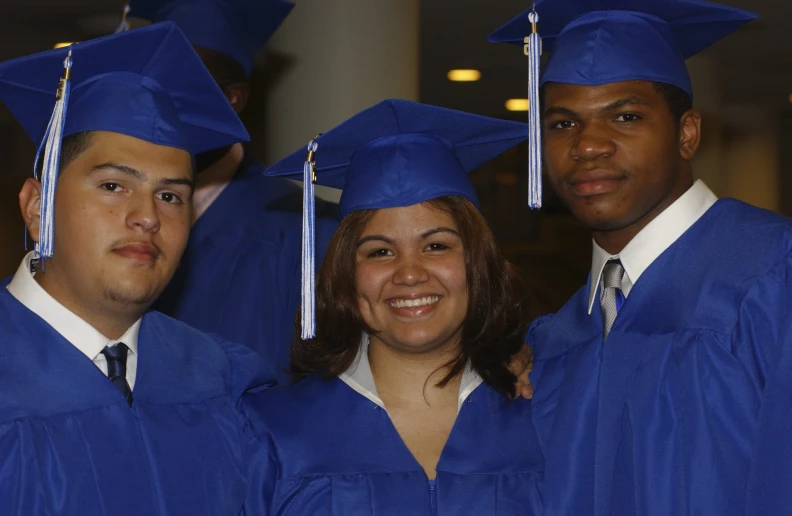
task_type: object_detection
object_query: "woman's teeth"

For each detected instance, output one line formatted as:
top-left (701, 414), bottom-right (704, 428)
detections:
top-left (388, 296), bottom-right (440, 309)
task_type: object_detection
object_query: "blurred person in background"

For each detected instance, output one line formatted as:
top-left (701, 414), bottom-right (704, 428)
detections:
top-left (125, 0), bottom-right (339, 383)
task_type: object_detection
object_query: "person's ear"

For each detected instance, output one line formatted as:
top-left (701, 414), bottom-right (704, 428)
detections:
top-left (223, 82), bottom-right (251, 115)
top-left (19, 178), bottom-right (42, 243)
top-left (679, 109), bottom-right (702, 160)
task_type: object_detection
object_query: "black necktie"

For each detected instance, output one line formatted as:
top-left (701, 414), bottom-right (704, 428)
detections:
top-left (101, 343), bottom-right (133, 406)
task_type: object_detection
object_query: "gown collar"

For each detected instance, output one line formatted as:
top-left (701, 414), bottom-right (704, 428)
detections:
top-left (7, 252), bottom-right (141, 364)
top-left (587, 180), bottom-right (717, 314)
top-left (340, 333), bottom-right (483, 413)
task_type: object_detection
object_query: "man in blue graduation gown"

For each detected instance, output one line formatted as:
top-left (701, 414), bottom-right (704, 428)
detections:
top-left (744, 301), bottom-right (792, 515)
top-left (126, 0), bottom-right (339, 383)
top-left (0, 23), bottom-right (273, 515)
top-left (490, 1), bottom-right (791, 514)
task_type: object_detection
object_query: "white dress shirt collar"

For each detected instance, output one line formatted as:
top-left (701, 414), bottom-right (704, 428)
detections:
top-left (6, 252), bottom-right (141, 365)
top-left (587, 180), bottom-right (718, 314)
top-left (340, 333), bottom-right (483, 413)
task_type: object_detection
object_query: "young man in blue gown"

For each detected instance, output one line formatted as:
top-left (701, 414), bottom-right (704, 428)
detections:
top-left (491, 1), bottom-right (792, 514)
top-left (0, 23), bottom-right (273, 515)
top-left (127, 0), bottom-right (339, 382)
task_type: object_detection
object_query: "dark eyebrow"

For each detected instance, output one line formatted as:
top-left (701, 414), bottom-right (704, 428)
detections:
top-left (421, 227), bottom-right (460, 239)
top-left (544, 96), bottom-right (648, 119)
top-left (356, 227), bottom-right (460, 248)
top-left (356, 235), bottom-right (394, 247)
top-left (91, 162), bottom-right (195, 191)
top-left (543, 106), bottom-right (579, 119)
top-left (161, 177), bottom-right (195, 191)
top-left (92, 162), bottom-right (142, 179)
top-left (602, 96), bottom-right (647, 112)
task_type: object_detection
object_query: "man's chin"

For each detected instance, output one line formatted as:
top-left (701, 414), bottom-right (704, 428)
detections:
top-left (581, 219), bottom-right (632, 233)
top-left (566, 211), bottom-right (621, 232)
top-left (102, 283), bottom-right (161, 310)
top-left (562, 201), bottom-right (635, 233)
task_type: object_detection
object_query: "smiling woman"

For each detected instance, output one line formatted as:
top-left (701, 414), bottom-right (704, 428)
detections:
top-left (242, 100), bottom-right (544, 516)
top-left (355, 204), bottom-right (469, 361)
top-left (293, 195), bottom-right (528, 397)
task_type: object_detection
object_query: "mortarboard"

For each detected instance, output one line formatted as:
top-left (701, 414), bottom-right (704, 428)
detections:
top-left (488, 0), bottom-right (757, 209)
top-left (128, 0), bottom-right (295, 76)
top-left (488, 0), bottom-right (757, 97)
top-left (264, 99), bottom-right (529, 338)
top-left (0, 21), bottom-right (249, 260)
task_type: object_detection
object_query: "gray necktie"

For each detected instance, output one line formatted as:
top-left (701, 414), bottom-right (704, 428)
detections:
top-left (600, 260), bottom-right (625, 339)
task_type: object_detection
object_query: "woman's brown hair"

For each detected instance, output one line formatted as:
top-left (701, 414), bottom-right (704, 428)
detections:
top-left (290, 196), bottom-right (531, 397)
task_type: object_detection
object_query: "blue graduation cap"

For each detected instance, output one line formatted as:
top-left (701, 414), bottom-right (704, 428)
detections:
top-left (264, 99), bottom-right (529, 338)
top-left (128, 0), bottom-right (296, 76)
top-left (0, 21), bottom-right (249, 260)
top-left (488, 0), bottom-right (757, 208)
top-left (489, 0), bottom-right (757, 97)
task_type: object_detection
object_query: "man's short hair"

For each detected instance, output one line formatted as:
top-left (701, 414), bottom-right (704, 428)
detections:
top-left (33, 131), bottom-right (94, 178)
top-left (59, 132), bottom-right (94, 171)
top-left (651, 82), bottom-right (693, 125)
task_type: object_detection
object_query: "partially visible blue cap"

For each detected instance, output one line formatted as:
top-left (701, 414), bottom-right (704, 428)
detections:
top-left (129, 0), bottom-right (295, 76)
top-left (488, 0), bottom-right (757, 98)
top-left (265, 99), bottom-right (529, 218)
top-left (0, 21), bottom-right (249, 155)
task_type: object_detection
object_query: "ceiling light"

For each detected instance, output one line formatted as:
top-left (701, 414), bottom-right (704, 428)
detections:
top-left (505, 98), bottom-right (530, 112)
top-left (447, 69), bottom-right (481, 82)
top-left (53, 42), bottom-right (75, 49)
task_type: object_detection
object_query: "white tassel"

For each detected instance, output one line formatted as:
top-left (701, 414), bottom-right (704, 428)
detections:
top-left (301, 138), bottom-right (319, 340)
top-left (33, 49), bottom-right (73, 261)
top-left (523, 8), bottom-right (542, 209)
top-left (114, 4), bottom-right (131, 33)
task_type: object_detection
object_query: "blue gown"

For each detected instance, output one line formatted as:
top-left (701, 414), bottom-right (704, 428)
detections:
top-left (745, 297), bottom-right (792, 515)
top-left (242, 375), bottom-right (544, 515)
top-left (527, 198), bottom-right (792, 516)
top-left (0, 282), bottom-right (273, 515)
top-left (155, 159), bottom-right (339, 384)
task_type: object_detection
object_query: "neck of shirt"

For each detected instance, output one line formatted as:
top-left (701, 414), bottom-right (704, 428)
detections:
top-left (587, 179), bottom-right (718, 315)
top-left (340, 333), bottom-right (483, 414)
top-left (6, 251), bottom-right (141, 388)
top-left (192, 142), bottom-right (244, 223)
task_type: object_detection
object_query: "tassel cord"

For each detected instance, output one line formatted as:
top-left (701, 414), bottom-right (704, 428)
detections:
top-left (301, 139), bottom-right (319, 339)
top-left (115, 4), bottom-right (131, 33)
top-left (32, 51), bottom-right (72, 262)
top-left (526, 10), bottom-right (542, 209)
